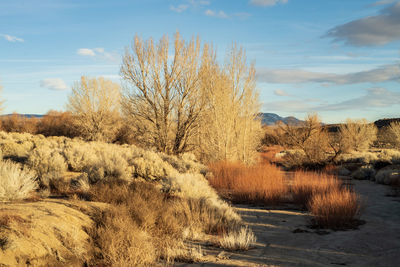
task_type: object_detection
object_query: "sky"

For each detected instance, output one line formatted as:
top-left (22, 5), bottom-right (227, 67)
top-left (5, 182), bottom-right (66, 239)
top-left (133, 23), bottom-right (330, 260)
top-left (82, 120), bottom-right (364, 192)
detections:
top-left (0, 0), bottom-right (399, 123)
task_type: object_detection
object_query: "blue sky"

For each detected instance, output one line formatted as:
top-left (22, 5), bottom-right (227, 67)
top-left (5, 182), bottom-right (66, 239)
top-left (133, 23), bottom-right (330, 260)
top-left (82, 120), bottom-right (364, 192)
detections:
top-left (0, 0), bottom-right (399, 123)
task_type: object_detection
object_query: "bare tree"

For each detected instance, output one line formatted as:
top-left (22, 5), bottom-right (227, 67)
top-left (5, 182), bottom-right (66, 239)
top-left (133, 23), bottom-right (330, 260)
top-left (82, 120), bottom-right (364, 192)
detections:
top-left (121, 32), bottom-right (207, 154)
top-left (339, 119), bottom-right (377, 152)
top-left (197, 44), bottom-right (262, 164)
top-left (67, 76), bottom-right (121, 142)
top-left (278, 114), bottom-right (331, 164)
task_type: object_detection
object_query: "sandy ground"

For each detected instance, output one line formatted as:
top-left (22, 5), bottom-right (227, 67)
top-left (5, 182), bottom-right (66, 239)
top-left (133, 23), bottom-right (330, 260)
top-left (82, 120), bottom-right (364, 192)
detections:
top-left (178, 179), bottom-right (400, 267)
top-left (0, 199), bottom-right (106, 266)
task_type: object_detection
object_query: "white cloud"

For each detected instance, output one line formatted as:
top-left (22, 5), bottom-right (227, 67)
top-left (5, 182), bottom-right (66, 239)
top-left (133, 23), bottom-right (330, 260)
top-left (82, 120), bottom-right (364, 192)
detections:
top-left (274, 89), bottom-right (290, 96)
top-left (170, 4), bottom-right (189, 13)
top-left (77, 48), bottom-right (96, 56)
top-left (257, 64), bottom-right (400, 84)
top-left (1, 34), bottom-right (24, 42)
top-left (205, 9), bottom-right (228, 18)
top-left (250, 0), bottom-right (288, 7)
top-left (77, 47), bottom-right (116, 61)
top-left (40, 78), bottom-right (68, 91)
top-left (326, 2), bottom-right (400, 46)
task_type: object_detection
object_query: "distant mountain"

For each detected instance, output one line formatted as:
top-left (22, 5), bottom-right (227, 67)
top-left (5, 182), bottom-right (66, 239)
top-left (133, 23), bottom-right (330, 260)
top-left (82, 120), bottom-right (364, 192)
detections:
top-left (1, 114), bottom-right (44, 118)
top-left (374, 118), bottom-right (400, 128)
top-left (259, 113), bottom-right (303, 126)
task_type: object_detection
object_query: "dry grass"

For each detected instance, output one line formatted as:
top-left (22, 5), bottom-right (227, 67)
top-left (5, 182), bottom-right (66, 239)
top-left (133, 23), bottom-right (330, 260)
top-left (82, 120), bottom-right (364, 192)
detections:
top-left (0, 160), bottom-right (37, 201)
top-left (208, 161), bottom-right (288, 205)
top-left (309, 188), bottom-right (361, 229)
top-left (218, 226), bottom-right (256, 251)
top-left (291, 171), bottom-right (341, 208)
top-left (259, 145), bottom-right (284, 164)
top-left (87, 180), bottom-right (185, 266)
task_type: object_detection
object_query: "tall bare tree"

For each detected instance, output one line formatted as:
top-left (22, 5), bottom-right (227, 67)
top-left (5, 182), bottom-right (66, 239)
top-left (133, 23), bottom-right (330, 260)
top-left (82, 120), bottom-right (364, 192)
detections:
top-left (67, 76), bottom-right (121, 142)
top-left (198, 44), bottom-right (262, 164)
top-left (121, 32), bottom-right (207, 154)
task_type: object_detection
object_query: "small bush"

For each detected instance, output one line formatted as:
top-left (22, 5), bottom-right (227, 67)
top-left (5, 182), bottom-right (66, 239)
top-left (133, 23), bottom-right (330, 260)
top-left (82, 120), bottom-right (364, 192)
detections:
top-left (83, 149), bottom-right (131, 184)
top-left (27, 147), bottom-right (67, 188)
top-left (309, 189), bottom-right (361, 229)
top-left (208, 161), bottom-right (288, 205)
top-left (0, 160), bottom-right (37, 201)
top-left (375, 167), bottom-right (400, 185)
top-left (218, 226), bottom-right (256, 251)
top-left (291, 172), bottom-right (341, 207)
top-left (351, 165), bottom-right (376, 180)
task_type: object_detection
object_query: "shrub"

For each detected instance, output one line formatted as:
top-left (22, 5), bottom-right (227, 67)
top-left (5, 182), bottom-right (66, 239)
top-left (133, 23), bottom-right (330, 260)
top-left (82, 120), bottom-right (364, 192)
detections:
top-left (87, 180), bottom-right (189, 265)
top-left (218, 226), bottom-right (256, 251)
top-left (339, 119), bottom-right (377, 152)
top-left (0, 113), bottom-right (38, 134)
top-left (208, 162), bottom-right (288, 205)
top-left (132, 151), bottom-right (177, 180)
top-left (291, 172), bottom-right (341, 207)
top-left (388, 121), bottom-right (400, 148)
top-left (309, 189), bottom-right (361, 229)
top-left (27, 147), bottom-right (67, 188)
top-left (351, 165), bottom-right (376, 180)
top-left (36, 110), bottom-right (79, 138)
top-left (0, 160), bottom-right (37, 201)
top-left (375, 167), bottom-right (400, 185)
top-left (83, 149), bottom-right (131, 184)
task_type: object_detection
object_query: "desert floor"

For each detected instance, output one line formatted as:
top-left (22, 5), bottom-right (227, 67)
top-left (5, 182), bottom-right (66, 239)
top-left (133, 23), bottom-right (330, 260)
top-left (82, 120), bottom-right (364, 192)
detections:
top-left (178, 177), bottom-right (400, 267)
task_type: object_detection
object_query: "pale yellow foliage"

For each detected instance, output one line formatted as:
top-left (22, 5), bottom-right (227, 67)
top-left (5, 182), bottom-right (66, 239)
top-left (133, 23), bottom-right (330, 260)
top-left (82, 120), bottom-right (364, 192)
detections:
top-left (197, 44), bottom-right (262, 164)
top-left (0, 160), bottom-right (37, 201)
top-left (218, 226), bottom-right (256, 251)
top-left (339, 119), bottom-right (377, 152)
top-left (67, 76), bottom-right (121, 142)
top-left (388, 121), bottom-right (400, 148)
top-left (121, 32), bottom-right (207, 154)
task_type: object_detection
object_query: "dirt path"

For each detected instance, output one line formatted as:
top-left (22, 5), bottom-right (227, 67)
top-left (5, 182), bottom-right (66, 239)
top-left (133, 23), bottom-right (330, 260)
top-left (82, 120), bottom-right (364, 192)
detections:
top-left (178, 179), bottom-right (400, 266)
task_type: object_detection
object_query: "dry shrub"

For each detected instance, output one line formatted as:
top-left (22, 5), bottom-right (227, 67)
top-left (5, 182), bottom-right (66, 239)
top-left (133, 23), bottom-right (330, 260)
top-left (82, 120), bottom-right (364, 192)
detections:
top-left (27, 147), bottom-right (67, 188)
top-left (339, 119), bottom-right (377, 152)
top-left (87, 180), bottom-right (186, 265)
top-left (1, 113), bottom-right (38, 134)
top-left (218, 226), bottom-right (256, 251)
top-left (309, 188), bottom-right (361, 229)
top-left (208, 161), bottom-right (287, 205)
top-left (36, 110), bottom-right (79, 138)
top-left (0, 160), bottom-right (37, 201)
top-left (291, 171), bottom-right (341, 207)
top-left (259, 145), bottom-right (284, 164)
top-left (175, 197), bottom-right (241, 237)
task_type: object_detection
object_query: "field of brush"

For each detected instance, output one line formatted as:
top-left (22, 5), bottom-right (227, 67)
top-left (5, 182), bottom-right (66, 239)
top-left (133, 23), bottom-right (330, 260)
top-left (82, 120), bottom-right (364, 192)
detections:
top-left (0, 131), bottom-right (400, 266)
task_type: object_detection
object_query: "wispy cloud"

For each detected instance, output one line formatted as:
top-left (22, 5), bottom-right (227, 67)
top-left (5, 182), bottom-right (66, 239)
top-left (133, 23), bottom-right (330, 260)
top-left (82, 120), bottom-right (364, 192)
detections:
top-left (1, 34), bottom-right (24, 42)
top-left (370, 0), bottom-right (395, 6)
top-left (77, 47), bottom-right (116, 60)
top-left (170, 4), bottom-right (189, 13)
top-left (257, 63), bottom-right (400, 84)
top-left (205, 9), bottom-right (228, 18)
top-left (40, 78), bottom-right (68, 91)
top-left (170, 0), bottom-right (209, 13)
top-left (326, 2), bottom-right (400, 46)
top-left (320, 87), bottom-right (400, 111)
top-left (250, 0), bottom-right (288, 7)
top-left (274, 89), bottom-right (290, 96)
top-left (264, 88), bottom-right (400, 112)
top-left (77, 48), bottom-right (96, 56)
